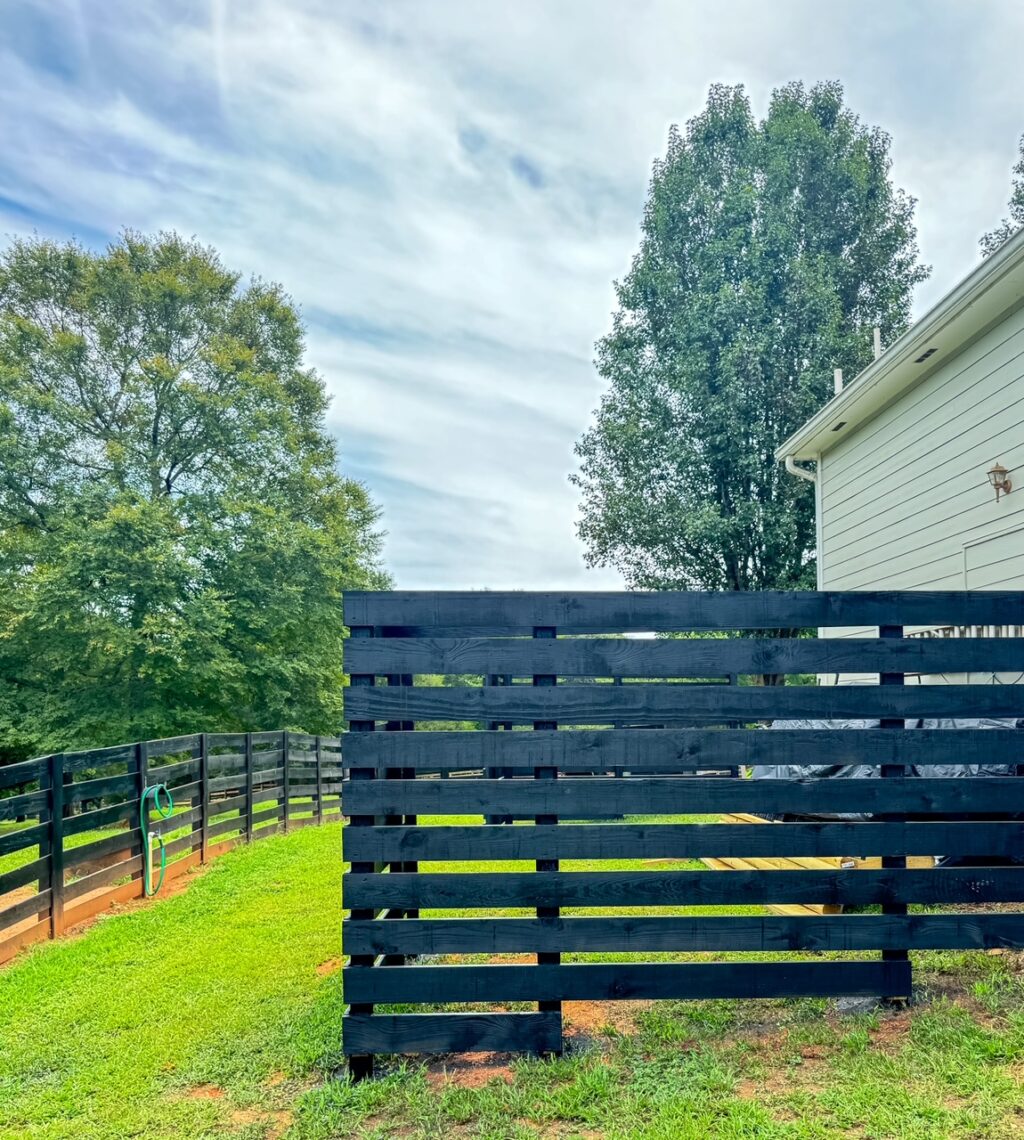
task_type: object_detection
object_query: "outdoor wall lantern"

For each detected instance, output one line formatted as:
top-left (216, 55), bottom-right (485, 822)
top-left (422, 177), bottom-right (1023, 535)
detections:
top-left (987, 462), bottom-right (1012, 501)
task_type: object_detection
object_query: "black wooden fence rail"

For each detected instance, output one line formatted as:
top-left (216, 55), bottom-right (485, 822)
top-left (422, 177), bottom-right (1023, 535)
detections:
top-left (341, 589), bottom-right (1024, 1079)
top-left (0, 730), bottom-right (342, 964)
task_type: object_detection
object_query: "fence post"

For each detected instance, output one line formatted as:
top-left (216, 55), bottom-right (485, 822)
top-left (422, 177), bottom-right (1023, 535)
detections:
top-left (533, 625), bottom-right (561, 1054)
top-left (48, 753), bottom-right (66, 938)
top-left (244, 731), bottom-right (254, 843)
top-left (879, 623), bottom-right (910, 1001)
top-left (316, 735), bottom-right (325, 825)
top-left (199, 733), bottom-right (210, 864)
top-left (136, 741), bottom-right (150, 894)
top-left (282, 730), bottom-right (291, 833)
top-left (347, 626), bottom-right (378, 1083)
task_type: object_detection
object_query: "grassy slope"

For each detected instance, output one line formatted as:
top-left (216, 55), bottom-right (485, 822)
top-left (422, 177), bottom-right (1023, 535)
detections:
top-left (3, 822), bottom-right (1024, 1138)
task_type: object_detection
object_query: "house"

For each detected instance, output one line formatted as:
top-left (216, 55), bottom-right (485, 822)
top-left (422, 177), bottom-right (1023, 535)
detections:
top-left (777, 227), bottom-right (1024, 676)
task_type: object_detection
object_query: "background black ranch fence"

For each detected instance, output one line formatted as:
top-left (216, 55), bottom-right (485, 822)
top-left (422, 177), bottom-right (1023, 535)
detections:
top-left (341, 590), bottom-right (1024, 1079)
top-left (0, 731), bottom-right (342, 964)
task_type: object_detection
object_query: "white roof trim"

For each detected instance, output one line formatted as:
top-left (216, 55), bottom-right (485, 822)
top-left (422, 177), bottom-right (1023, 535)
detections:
top-left (776, 226), bottom-right (1024, 461)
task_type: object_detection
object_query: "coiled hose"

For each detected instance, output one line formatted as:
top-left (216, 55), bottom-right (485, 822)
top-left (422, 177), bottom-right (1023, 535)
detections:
top-left (140, 784), bottom-right (174, 897)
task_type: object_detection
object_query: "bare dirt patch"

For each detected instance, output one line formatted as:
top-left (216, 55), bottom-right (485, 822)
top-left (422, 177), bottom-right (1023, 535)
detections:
top-left (185, 1083), bottom-right (226, 1100)
top-left (316, 957), bottom-right (341, 976)
top-left (563, 1000), bottom-right (652, 1036)
top-left (425, 1052), bottom-right (516, 1089)
top-left (229, 1107), bottom-right (293, 1137)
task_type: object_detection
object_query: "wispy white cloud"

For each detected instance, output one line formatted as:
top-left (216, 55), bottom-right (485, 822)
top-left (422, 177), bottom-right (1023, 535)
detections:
top-left (1, 0), bottom-right (1023, 587)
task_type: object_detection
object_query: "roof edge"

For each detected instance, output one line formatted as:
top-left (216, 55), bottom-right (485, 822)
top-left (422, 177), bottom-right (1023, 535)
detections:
top-left (775, 226), bottom-right (1024, 462)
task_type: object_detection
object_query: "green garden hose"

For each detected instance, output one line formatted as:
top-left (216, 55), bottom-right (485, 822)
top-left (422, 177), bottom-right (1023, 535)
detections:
top-left (140, 783), bottom-right (174, 897)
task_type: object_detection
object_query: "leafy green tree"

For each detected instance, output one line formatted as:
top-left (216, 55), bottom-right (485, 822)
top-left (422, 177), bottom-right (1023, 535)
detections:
top-left (0, 231), bottom-right (389, 760)
top-left (573, 82), bottom-right (928, 593)
top-left (980, 132), bottom-right (1024, 257)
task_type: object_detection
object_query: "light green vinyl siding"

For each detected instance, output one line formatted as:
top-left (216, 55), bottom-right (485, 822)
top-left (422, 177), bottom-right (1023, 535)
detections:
top-left (816, 300), bottom-right (1024, 683)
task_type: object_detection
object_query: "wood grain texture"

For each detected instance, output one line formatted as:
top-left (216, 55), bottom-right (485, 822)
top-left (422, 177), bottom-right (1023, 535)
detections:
top-left (345, 635), bottom-right (1024, 678)
top-left (343, 912), bottom-right (1024, 955)
top-left (344, 683), bottom-right (1024, 725)
top-left (344, 867), bottom-right (1024, 909)
top-left (341, 727), bottom-right (1024, 771)
top-left (342, 589), bottom-right (1024, 635)
top-left (342, 1012), bottom-right (562, 1056)
top-left (342, 820), bottom-right (1024, 863)
top-left (343, 960), bottom-right (912, 1004)
top-left (342, 776), bottom-right (1024, 818)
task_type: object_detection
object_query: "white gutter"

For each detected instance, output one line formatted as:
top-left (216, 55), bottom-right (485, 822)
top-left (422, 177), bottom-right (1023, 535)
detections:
top-left (785, 454), bottom-right (817, 483)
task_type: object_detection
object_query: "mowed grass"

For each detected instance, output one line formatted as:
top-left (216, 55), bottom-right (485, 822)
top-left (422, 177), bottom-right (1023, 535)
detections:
top-left (3, 822), bottom-right (1024, 1138)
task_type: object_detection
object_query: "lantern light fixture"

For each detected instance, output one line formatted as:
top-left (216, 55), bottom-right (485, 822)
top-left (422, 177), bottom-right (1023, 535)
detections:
top-left (987, 462), bottom-right (1012, 501)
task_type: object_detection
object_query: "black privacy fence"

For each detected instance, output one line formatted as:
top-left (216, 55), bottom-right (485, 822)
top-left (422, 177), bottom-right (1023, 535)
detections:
top-left (0, 731), bottom-right (343, 964)
top-left (340, 589), bottom-right (1024, 1079)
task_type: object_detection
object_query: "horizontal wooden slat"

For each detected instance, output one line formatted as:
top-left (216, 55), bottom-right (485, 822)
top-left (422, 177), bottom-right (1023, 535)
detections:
top-left (147, 734), bottom-right (201, 758)
top-left (344, 867), bottom-right (1024, 909)
top-left (251, 731), bottom-right (286, 745)
top-left (0, 757), bottom-right (47, 791)
top-left (66, 772), bottom-right (136, 806)
top-left (0, 889), bottom-right (52, 930)
top-left (0, 789), bottom-right (48, 822)
top-left (164, 832), bottom-right (198, 860)
top-left (147, 757), bottom-right (200, 784)
top-left (0, 822), bottom-right (48, 858)
top-left (207, 733), bottom-right (247, 749)
top-left (63, 800), bottom-right (136, 837)
top-left (345, 683), bottom-right (1024, 725)
top-left (343, 776), bottom-right (1024, 818)
top-left (64, 744), bottom-right (134, 772)
top-left (342, 1012), bottom-right (561, 1056)
top-left (343, 820), bottom-right (1024, 863)
top-left (344, 912), bottom-right (1024, 956)
top-left (65, 856), bottom-right (142, 902)
top-left (208, 815), bottom-right (246, 840)
top-left (342, 727), bottom-right (1024, 771)
top-left (0, 856), bottom-right (49, 897)
top-left (343, 960), bottom-right (911, 1004)
top-left (346, 636), bottom-right (1024, 679)
top-left (64, 831), bottom-right (139, 869)
top-left (343, 589), bottom-right (1024, 635)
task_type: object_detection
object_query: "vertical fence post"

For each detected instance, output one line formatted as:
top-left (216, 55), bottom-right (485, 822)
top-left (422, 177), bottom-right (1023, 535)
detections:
top-left (384, 672), bottom-right (415, 960)
top-left (199, 733), bottom-right (210, 864)
top-left (136, 741), bottom-right (150, 895)
top-left (282, 730), bottom-right (291, 833)
top-left (879, 623), bottom-right (910, 1000)
top-left (533, 625), bottom-right (561, 1054)
top-left (244, 732), bottom-right (254, 843)
top-left (316, 735), bottom-right (325, 826)
top-left (347, 626), bottom-right (377, 1083)
top-left (48, 753), bottom-right (66, 938)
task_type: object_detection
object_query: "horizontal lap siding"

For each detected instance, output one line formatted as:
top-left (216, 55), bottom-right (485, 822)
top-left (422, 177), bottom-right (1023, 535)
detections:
top-left (820, 303), bottom-right (1024, 602)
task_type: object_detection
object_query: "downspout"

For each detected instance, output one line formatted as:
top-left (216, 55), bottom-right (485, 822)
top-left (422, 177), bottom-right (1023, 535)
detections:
top-left (784, 454), bottom-right (817, 483)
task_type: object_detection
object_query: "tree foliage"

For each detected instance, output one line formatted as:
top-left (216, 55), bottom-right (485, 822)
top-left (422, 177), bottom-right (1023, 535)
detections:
top-left (573, 82), bottom-right (929, 592)
top-left (0, 231), bottom-right (389, 759)
top-left (980, 132), bottom-right (1024, 257)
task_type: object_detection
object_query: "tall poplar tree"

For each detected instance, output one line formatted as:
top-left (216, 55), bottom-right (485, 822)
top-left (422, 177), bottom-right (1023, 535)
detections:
top-left (980, 132), bottom-right (1024, 256)
top-left (573, 82), bottom-right (928, 592)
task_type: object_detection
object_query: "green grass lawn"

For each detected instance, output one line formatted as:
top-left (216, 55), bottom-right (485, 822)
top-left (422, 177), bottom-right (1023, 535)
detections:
top-left (3, 822), bottom-right (1024, 1139)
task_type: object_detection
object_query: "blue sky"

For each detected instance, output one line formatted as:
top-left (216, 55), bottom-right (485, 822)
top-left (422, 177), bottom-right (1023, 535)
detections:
top-left (2, 0), bottom-right (1023, 588)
